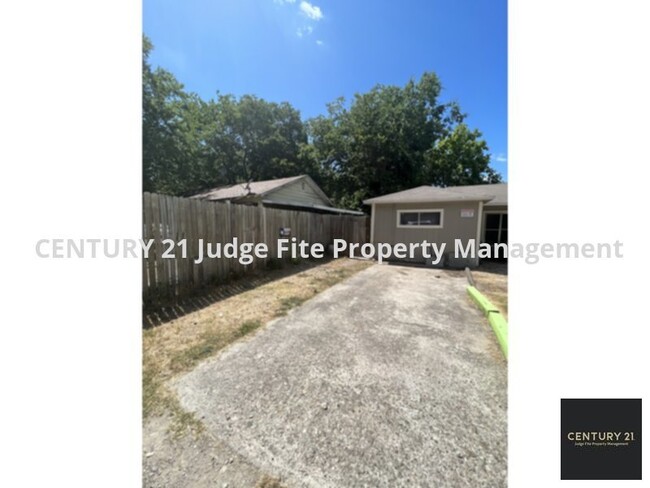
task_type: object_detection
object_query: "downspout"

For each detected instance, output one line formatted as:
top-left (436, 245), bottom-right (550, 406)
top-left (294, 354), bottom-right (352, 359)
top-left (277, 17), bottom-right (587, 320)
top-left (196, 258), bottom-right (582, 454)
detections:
top-left (476, 201), bottom-right (484, 244)
top-left (370, 203), bottom-right (376, 244)
top-left (475, 201), bottom-right (484, 267)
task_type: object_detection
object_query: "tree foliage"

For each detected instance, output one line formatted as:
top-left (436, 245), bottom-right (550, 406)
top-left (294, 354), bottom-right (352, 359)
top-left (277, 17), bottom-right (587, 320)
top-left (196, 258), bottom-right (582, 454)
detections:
top-left (143, 36), bottom-right (501, 206)
top-left (203, 94), bottom-right (311, 186)
top-left (424, 124), bottom-right (501, 187)
top-left (142, 37), bottom-right (209, 195)
top-left (305, 74), bottom-right (489, 207)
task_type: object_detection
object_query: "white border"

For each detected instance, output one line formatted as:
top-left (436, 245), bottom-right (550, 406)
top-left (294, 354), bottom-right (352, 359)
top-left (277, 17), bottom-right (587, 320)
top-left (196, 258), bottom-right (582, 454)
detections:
top-left (396, 208), bottom-right (444, 229)
top-left (370, 203), bottom-right (376, 243)
top-left (475, 201), bottom-right (484, 243)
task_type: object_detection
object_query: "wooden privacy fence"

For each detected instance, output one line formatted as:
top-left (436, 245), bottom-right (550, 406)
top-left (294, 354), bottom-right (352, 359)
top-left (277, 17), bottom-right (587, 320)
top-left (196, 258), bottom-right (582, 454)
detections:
top-left (143, 192), bottom-right (368, 301)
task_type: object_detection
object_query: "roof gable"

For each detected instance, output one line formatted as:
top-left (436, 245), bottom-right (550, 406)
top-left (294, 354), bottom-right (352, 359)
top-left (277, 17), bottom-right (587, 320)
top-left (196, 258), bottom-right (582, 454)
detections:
top-left (191, 175), bottom-right (330, 203)
top-left (363, 183), bottom-right (507, 206)
top-left (264, 176), bottom-right (332, 207)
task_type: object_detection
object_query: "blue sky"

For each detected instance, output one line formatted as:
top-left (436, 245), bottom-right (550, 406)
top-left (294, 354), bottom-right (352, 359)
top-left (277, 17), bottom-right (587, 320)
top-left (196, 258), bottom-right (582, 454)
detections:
top-left (144, 0), bottom-right (507, 179)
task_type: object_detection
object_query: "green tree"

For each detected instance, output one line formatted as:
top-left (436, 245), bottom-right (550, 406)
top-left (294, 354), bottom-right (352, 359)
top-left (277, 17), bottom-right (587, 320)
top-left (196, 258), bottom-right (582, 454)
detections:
top-left (142, 36), bottom-right (209, 195)
top-left (306, 73), bottom-right (490, 208)
top-left (203, 94), bottom-right (309, 186)
top-left (425, 124), bottom-right (501, 187)
top-left (143, 38), bottom-right (501, 203)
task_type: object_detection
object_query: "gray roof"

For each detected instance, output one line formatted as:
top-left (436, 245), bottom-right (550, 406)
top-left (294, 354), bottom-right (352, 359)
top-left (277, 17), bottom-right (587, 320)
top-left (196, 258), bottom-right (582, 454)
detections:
top-left (191, 175), bottom-right (334, 207)
top-left (190, 175), bottom-right (364, 215)
top-left (259, 199), bottom-right (365, 216)
top-left (363, 183), bottom-right (507, 207)
top-left (191, 175), bottom-right (306, 201)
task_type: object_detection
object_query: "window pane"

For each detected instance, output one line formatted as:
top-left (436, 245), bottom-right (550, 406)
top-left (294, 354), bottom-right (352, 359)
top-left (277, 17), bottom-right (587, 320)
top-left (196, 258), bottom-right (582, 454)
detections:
top-left (485, 230), bottom-right (499, 244)
top-left (500, 230), bottom-right (508, 244)
top-left (485, 214), bottom-right (501, 229)
top-left (419, 212), bottom-right (441, 226)
top-left (501, 214), bottom-right (508, 230)
top-left (399, 212), bottom-right (419, 226)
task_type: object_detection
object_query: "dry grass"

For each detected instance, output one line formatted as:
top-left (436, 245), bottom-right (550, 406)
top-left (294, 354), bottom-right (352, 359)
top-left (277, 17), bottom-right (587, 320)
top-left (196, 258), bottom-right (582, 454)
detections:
top-left (143, 258), bottom-right (373, 433)
top-left (255, 474), bottom-right (286, 488)
top-left (471, 262), bottom-right (508, 319)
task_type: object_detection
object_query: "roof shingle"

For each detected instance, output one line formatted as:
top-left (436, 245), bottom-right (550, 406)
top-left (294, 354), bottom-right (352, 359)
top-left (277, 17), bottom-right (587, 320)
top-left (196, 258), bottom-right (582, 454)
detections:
top-left (363, 183), bottom-right (507, 206)
top-left (191, 175), bottom-right (305, 201)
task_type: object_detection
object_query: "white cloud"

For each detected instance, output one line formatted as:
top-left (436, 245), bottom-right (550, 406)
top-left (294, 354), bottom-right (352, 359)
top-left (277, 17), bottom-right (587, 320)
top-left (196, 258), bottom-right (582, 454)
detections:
top-left (296, 26), bottom-right (313, 37)
top-left (493, 153), bottom-right (508, 163)
top-left (315, 40), bottom-right (324, 46)
top-left (300, 1), bottom-right (323, 20)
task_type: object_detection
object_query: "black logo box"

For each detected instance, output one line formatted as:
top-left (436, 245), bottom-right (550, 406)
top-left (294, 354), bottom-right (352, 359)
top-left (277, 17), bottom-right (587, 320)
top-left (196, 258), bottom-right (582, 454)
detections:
top-left (561, 398), bottom-right (641, 480)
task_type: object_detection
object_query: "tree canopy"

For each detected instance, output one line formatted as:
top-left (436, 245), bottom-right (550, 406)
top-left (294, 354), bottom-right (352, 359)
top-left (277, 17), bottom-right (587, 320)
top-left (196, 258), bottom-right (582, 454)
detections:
top-left (143, 36), bottom-right (501, 207)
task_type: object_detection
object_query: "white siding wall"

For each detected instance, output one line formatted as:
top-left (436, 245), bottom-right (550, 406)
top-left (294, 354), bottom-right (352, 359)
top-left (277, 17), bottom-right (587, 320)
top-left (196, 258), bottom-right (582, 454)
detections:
top-left (266, 179), bottom-right (330, 207)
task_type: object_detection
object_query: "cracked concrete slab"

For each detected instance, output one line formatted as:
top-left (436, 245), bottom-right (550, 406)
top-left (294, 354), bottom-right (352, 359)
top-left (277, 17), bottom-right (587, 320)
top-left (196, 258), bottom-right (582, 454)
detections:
top-left (174, 264), bottom-right (507, 487)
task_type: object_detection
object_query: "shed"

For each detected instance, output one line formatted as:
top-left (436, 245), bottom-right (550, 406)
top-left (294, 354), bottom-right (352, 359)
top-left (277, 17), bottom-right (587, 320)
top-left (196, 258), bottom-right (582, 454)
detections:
top-left (191, 175), bottom-right (364, 216)
top-left (363, 183), bottom-right (508, 267)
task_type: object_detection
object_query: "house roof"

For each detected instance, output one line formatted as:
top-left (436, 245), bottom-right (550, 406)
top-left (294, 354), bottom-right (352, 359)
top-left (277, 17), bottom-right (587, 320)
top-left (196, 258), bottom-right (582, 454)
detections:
top-left (191, 175), bottom-right (304, 201)
top-left (191, 175), bottom-right (332, 206)
top-left (189, 175), bottom-right (366, 214)
top-left (363, 183), bottom-right (507, 207)
top-left (260, 199), bottom-right (365, 216)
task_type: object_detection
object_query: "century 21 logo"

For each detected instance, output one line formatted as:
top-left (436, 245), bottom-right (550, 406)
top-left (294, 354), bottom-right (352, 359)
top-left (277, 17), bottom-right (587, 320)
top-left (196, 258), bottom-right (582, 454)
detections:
top-left (567, 431), bottom-right (636, 442)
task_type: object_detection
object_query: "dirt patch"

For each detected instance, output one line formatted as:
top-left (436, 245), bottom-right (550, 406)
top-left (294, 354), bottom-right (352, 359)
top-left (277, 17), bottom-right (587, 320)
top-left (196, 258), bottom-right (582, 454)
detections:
top-left (471, 262), bottom-right (508, 319)
top-left (143, 258), bottom-right (371, 487)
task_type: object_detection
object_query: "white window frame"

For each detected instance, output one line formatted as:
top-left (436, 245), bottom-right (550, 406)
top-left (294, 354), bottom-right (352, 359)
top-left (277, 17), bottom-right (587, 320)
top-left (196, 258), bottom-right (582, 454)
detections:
top-left (396, 208), bottom-right (444, 229)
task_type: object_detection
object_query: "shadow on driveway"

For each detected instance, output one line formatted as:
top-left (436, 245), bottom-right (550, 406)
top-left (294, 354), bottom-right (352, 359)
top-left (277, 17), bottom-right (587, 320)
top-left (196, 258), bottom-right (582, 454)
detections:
top-left (174, 264), bottom-right (507, 488)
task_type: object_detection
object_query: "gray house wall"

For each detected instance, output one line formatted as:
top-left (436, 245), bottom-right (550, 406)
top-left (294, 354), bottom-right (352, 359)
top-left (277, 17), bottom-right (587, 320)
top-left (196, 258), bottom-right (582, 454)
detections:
top-left (266, 180), bottom-right (329, 207)
top-left (372, 201), bottom-right (482, 267)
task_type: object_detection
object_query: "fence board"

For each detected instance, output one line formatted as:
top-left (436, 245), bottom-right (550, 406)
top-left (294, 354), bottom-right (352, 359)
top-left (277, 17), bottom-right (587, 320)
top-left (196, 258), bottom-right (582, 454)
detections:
top-left (150, 193), bottom-right (162, 290)
top-left (143, 193), bottom-right (368, 300)
top-left (143, 192), bottom-right (154, 289)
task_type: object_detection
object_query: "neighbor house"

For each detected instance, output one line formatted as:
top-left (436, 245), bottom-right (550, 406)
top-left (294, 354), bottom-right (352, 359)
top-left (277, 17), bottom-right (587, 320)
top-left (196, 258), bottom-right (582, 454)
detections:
top-left (191, 175), bottom-right (363, 216)
top-left (363, 183), bottom-right (507, 267)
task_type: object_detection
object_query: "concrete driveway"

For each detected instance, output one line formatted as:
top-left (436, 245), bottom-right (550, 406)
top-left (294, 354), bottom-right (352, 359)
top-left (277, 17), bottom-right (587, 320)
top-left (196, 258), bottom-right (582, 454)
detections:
top-left (174, 264), bottom-right (507, 487)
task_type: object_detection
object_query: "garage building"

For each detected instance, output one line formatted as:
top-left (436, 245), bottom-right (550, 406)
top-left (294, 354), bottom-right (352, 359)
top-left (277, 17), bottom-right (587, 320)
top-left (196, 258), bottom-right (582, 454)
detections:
top-left (363, 183), bottom-right (507, 267)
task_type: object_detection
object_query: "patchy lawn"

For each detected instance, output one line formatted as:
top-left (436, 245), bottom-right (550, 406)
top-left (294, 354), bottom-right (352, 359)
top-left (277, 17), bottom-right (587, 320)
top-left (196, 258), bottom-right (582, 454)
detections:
top-left (143, 257), bottom-right (373, 434)
top-left (471, 261), bottom-right (508, 319)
